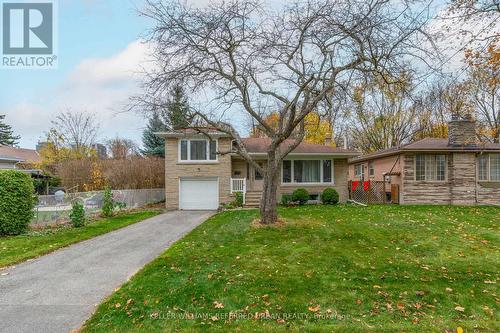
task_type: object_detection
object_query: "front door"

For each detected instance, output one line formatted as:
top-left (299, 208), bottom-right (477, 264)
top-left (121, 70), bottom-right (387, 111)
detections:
top-left (251, 161), bottom-right (265, 191)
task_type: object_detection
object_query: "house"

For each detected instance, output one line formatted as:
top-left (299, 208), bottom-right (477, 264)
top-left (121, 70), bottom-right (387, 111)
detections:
top-left (0, 145), bottom-right (40, 170)
top-left (348, 117), bottom-right (500, 205)
top-left (156, 129), bottom-right (359, 210)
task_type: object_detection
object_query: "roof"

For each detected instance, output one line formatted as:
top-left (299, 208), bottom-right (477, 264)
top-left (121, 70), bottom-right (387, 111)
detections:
top-left (154, 128), bottom-right (230, 138)
top-left (0, 145), bottom-right (40, 163)
top-left (241, 137), bottom-right (359, 156)
top-left (349, 138), bottom-right (500, 163)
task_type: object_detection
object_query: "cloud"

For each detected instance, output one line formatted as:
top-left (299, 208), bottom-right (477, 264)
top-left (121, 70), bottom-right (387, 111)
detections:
top-left (66, 40), bottom-right (152, 87)
top-left (4, 40), bottom-right (151, 149)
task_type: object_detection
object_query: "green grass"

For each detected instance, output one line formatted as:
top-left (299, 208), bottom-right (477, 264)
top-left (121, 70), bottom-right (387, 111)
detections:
top-left (83, 205), bottom-right (499, 333)
top-left (0, 210), bottom-right (160, 268)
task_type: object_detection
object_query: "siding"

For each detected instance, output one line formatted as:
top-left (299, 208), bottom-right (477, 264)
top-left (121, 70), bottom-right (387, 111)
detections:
top-left (402, 152), bottom-right (500, 206)
top-left (401, 153), bottom-right (452, 205)
top-left (477, 182), bottom-right (500, 206)
top-left (449, 153), bottom-right (476, 205)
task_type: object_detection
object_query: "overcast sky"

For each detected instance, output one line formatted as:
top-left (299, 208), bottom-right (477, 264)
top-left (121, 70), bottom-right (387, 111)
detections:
top-left (0, 0), bottom-right (496, 149)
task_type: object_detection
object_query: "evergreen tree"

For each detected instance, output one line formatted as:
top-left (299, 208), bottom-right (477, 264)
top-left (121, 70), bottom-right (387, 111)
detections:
top-left (0, 114), bottom-right (20, 146)
top-left (142, 111), bottom-right (168, 157)
top-left (167, 85), bottom-right (190, 130)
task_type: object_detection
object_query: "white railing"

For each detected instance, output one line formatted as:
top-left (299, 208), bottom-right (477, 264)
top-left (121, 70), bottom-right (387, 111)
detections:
top-left (230, 178), bottom-right (246, 204)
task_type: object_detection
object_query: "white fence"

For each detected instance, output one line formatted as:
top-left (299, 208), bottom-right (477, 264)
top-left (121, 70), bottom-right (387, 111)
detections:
top-left (33, 188), bottom-right (165, 226)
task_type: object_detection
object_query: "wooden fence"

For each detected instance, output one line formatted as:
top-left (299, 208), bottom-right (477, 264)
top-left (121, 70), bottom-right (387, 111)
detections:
top-left (348, 180), bottom-right (391, 204)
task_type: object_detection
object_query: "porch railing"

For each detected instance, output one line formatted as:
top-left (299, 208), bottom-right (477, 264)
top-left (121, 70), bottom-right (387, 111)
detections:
top-left (230, 178), bottom-right (246, 204)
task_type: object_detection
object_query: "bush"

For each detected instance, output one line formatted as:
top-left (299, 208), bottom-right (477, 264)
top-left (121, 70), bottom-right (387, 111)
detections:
top-left (281, 194), bottom-right (293, 206)
top-left (292, 188), bottom-right (309, 205)
top-left (234, 192), bottom-right (244, 207)
top-left (321, 188), bottom-right (339, 205)
top-left (69, 202), bottom-right (85, 227)
top-left (0, 170), bottom-right (35, 235)
top-left (101, 186), bottom-right (114, 217)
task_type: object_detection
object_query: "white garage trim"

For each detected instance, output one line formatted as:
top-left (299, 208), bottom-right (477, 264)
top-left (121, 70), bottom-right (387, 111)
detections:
top-left (179, 177), bottom-right (219, 210)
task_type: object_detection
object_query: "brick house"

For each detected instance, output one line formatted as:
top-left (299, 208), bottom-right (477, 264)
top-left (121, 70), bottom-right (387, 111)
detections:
top-left (348, 117), bottom-right (500, 205)
top-left (156, 129), bottom-right (358, 210)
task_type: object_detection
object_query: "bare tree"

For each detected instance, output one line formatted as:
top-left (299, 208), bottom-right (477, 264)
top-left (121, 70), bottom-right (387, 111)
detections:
top-left (50, 109), bottom-right (99, 151)
top-left (106, 137), bottom-right (140, 159)
top-left (139, 0), bottom-right (434, 224)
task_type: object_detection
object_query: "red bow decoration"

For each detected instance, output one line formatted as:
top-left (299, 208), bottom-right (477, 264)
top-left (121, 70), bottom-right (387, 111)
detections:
top-left (363, 181), bottom-right (370, 191)
top-left (351, 181), bottom-right (359, 191)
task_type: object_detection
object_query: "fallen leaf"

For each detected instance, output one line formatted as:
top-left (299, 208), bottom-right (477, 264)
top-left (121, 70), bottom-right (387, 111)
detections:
top-left (115, 303), bottom-right (121, 308)
top-left (446, 287), bottom-right (453, 292)
top-left (213, 301), bottom-right (224, 309)
top-left (454, 306), bottom-right (465, 312)
top-left (308, 304), bottom-right (320, 312)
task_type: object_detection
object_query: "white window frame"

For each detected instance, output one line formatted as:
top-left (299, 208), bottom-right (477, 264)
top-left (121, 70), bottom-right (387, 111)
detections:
top-left (414, 154), bottom-right (447, 182)
top-left (368, 162), bottom-right (375, 177)
top-left (478, 153), bottom-right (500, 182)
top-left (354, 164), bottom-right (365, 179)
top-left (281, 159), bottom-right (335, 185)
top-left (178, 139), bottom-right (218, 163)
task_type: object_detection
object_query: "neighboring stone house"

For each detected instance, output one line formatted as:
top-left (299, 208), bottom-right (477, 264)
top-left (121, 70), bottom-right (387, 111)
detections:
top-left (0, 145), bottom-right (40, 170)
top-left (156, 129), bottom-right (359, 210)
top-left (348, 117), bottom-right (500, 205)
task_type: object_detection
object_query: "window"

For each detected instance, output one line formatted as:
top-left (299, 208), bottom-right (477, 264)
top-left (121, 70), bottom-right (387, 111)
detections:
top-left (282, 160), bottom-right (292, 183)
top-left (478, 154), bottom-right (500, 181)
top-left (179, 139), bottom-right (217, 162)
top-left (415, 154), bottom-right (446, 181)
top-left (255, 162), bottom-right (264, 180)
top-left (294, 160), bottom-right (321, 183)
top-left (354, 164), bottom-right (364, 179)
top-left (323, 160), bottom-right (332, 183)
top-left (281, 160), bottom-right (334, 184)
top-left (369, 162), bottom-right (374, 177)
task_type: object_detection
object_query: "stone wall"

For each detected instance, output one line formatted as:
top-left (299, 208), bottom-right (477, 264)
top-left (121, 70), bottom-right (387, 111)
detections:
top-left (448, 119), bottom-right (477, 146)
top-left (402, 152), bottom-right (500, 206)
top-left (164, 137), bottom-right (233, 210)
top-left (401, 153), bottom-right (452, 205)
top-left (449, 153), bottom-right (476, 205)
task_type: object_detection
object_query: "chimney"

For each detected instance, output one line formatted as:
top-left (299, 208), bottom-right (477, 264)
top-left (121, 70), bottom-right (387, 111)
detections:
top-left (324, 137), bottom-right (332, 146)
top-left (448, 114), bottom-right (477, 146)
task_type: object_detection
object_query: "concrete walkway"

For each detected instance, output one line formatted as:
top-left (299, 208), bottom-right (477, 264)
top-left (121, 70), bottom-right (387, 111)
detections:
top-left (0, 211), bottom-right (213, 333)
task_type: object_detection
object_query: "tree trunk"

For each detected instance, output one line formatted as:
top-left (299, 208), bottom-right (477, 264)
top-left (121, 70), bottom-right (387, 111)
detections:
top-left (260, 153), bottom-right (280, 225)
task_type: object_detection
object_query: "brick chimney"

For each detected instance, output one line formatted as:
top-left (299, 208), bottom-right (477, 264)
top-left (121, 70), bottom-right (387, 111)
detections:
top-left (448, 114), bottom-right (477, 146)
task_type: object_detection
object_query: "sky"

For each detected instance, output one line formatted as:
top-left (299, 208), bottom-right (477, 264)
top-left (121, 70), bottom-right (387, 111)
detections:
top-left (0, 0), bottom-right (495, 150)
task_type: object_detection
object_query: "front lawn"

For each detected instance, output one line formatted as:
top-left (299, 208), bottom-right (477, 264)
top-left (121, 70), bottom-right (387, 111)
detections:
top-left (83, 205), bottom-right (499, 332)
top-left (0, 210), bottom-right (160, 268)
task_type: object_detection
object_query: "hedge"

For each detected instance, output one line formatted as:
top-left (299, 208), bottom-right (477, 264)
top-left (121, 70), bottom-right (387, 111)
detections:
top-left (292, 188), bottom-right (309, 205)
top-left (0, 170), bottom-right (35, 235)
top-left (321, 188), bottom-right (339, 204)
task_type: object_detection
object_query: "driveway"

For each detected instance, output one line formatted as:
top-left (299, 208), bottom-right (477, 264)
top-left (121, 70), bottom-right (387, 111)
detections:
top-left (0, 210), bottom-right (213, 333)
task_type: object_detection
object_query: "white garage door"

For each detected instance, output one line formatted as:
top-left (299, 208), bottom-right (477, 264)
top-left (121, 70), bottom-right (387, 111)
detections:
top-left (179, 178), bottom-right (219, 210)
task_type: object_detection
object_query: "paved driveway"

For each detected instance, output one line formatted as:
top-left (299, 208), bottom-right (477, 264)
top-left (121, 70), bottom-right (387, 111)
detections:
top-left (0, 211), bottom-right (213, 333)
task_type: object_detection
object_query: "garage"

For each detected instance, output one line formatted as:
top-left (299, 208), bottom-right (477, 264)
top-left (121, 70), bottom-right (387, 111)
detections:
top-left (179, 178), bottom-right (219, 210)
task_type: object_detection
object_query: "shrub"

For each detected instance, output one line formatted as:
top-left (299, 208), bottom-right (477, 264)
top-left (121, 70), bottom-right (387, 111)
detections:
top-left (0, 170), bottom-right (35, 235)
top-left (101, 186), bottom-right (114, 217)
top-left (234, 192), bottom-right (244, 207)
top-left (281, 194), bottom-right (293, 206)
top-left (321, 188), bottom-right (339, 205)
top-left (292, 188), bottom-right (309, 205)
top-left (69, 202), bottom-right (85, 227)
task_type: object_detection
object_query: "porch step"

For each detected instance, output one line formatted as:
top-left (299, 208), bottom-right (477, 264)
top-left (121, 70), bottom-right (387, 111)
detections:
top-left (244, 191), bottom-right (262, 208)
